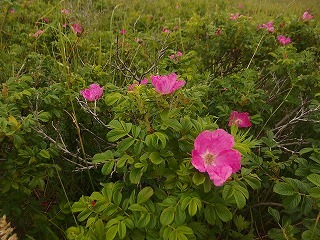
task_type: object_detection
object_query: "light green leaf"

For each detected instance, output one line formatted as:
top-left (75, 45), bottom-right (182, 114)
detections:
top-left (92, 150), bottom-right (113, 163)
top-left (105, 225), bottom-right (118, 240)
top-left (137, 187), bottom-right (154, 204)
top-left (160, 207), bottom-right (175, 226)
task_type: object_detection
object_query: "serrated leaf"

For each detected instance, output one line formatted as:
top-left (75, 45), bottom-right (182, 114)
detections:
top-left (137, 187), bottom-right (154, 204)
top-left (234, 191), bottom-right (246, 209)
top-left (273, 182), bottom-right (296, 196)
top-left (106, 225), bottom-right (118, 240)
top-left (101, 161), bottom-right (114, 176)
top-left (204, 205), bottom-right (216, 225)
top-left (92, 150), bottom-right (113, 163)
top-left (39, 149), bottom-right (50, 159)
top-left (307, 174), bottom-right (320, 187)
top-left (160, 207), bottom-right (175, 226)
top-left (268, 207), bottom-right (280, 223)
top-left (128, 204), bottom-right (147, 212)
top-left (283, 193), bottom-right (301, 209)
top-left (215, 203), bottom-right (232, 222)
top-left (192, 172), bottom-right (205, 185)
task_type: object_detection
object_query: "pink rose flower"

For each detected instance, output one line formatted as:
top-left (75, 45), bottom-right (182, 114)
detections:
top-left (259, 21), bottom-right (274, 33)
top-left (120, 29), bottom-right (126, 34)
top-left (228, 111), bottom-right (252, 128)
top-left (33, 30), bottom-right (43, 38)
top-left (150, 73), bottom-right (185, 95)
top-left (128, 78), bottom-right (148, 91)
top-left (229, 13), bottom-right (241, 20)
top-left (61, 9), bottom-right (70, 15)
top-left (80, 84), bottom-right (104, 101)
top-left (162, 28), bottom-right (171, 33)
top-left (277, 35), bottom-right (291, 45)
top-left (71, 23), bottom-right (83, 35)
top-left (302, 11), bottom-right (313, 21)
top-left (192, 129), bottom-right (242, 186)
top-left (169, 54), bottom-right (175, 60)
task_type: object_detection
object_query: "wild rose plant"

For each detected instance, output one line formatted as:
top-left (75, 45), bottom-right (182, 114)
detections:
top-left (302, 11), bottom-right (313, 21)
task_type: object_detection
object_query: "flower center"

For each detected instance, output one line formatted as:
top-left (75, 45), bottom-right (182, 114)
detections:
top-left (203, 153), bottom-right (216, 166)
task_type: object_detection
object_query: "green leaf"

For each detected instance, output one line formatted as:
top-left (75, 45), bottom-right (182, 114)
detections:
top-left (160, 207), bottom-right (175, 226)
top-left (129, 168), bottom-right (143, 184)
top-left (101, 161), bottom-right (114, 176)
top-left (307, 174), bottom-right (320, 187)
top-left (131, 125), bottom-right (142, 138)
top-left (107, 129), bottom-right (127, 142)
top-left (234, 191), bottom-right (246, 209)
top-left (273, 182), bottom-right (296, 196)
top-left (137, 187), bottom-right (154, 204)
top-left (77, 209), bottom-right (92, 222)
top-left (106, 225), bottom-right (118, 240)
top-left (175, 206), bottom-right (186, 225)
top-left (188, 198), bottom-right (200, 217)
top-left (90, 192), bottom-right (105, 201)
top-left (283, 193), bottom-right (301, 209)
top-left (137, 212), bottom-right (150, 228)
top-left (118, 137), bottom-right (135, 152)
top-left (118, 221), bottom-right (126, 239)
top-left (39, 149), bottom-right (50, 159)
top-left (92, 150), bottom-right (114, 163)
top-left (176, 226), bottom-right (193, 235)
top-left (38, 111), bottom-right (51, 122)
top-left (215, 204), bottom-right (232, 222)
top-left (204, 205), bottom-right (216, 225)
top-left (128, 204), bottom-right (147, 212)
top-left (309, 187), bottom-right (320, 199)
top-left (192, 172), bottom-right (205, 185)
top-left (243, 175), bottom-right (261, 190)
top-left (149, 151), bottom-right (163, 165)
top-left (268, 207), bottom-right (280, 223)
top-left (105, 92), bottom-right (122, 106)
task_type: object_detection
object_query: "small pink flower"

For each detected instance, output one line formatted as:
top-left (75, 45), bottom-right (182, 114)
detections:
top-left (169, 54), bottom-right (175, 60)
top-left (176, 51), bottom-right (183, 57)
top-left (174, 25), bottom-right (179, 30)
top-left (71, 23), bottom-right (83, 35)
top-left (192, 129), bottom-right (241, 186)
top-left (128, 78), bottom-right (148, 91)
top-left (228, 111), bottom-right (252, 128)
top-left (9, 9), bottom-right (15, 14)
top-left (33, 29), bottom-right (43, 38)
top-left (150, 73), bottom-right (185, 95)
top-left (302, 11), bottom-right (313, 21)
top-left (229, 13), bottom-right (241, 20)
top-left (162, 28), bottom-right (171, 33)
top-left (62, 23), bottom-right (68, 28)
top-left (277, 35), bottom-right (291, 45)
top-left (120, 29), bottom-right (126, 34)
top-left (216, 28), bottom-right (221, 36)
top-left (61, 9), bottom-right (70, 15)
top-left (238, 3), bottom-right (243, 9)
top-left (80, 84), bottom-right (104, 101)
top-left (43, 18), bottom-right (49, 23)
top-left (259, 21), bottom-right (274, 33)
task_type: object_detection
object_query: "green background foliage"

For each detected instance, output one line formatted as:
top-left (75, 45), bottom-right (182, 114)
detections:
top-left (0, 0), bottom-right (319, 239)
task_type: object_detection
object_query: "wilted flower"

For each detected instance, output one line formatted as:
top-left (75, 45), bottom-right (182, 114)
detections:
top-left (33, 29), bottom-right (43, 38)
top-left (228, 111), bottom-right (252, 128)
top-left (191, 129), bottom-right (241, 186)
top-left (71, 23), bottom-right (83, 35)
top-left (277, 35), bottom-right (291, 45)
top-left (120, 29), bottom-right (126, 34)
top-left (80, 84), bottom-right (104, 101)
top-left (128, 78), bottom-right (148, 91)
top-left (302, 11), bottom-right (313, 21)
top-left (229, 13), bottom-right (241, 20)
top-left (150, 73), bottom-right (185, 95)
top-left (61, 9), bottom-right (70, 15)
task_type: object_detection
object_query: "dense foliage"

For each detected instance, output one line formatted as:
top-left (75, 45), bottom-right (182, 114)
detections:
top-left (0, 0), bottom-right (320, 239)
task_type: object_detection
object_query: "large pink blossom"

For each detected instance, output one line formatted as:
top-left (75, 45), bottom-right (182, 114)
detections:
top-left (302, 11), bottom-right (313, 21)
top-left (80, 84), bottom-right (104, 101)
top-left (277, 35), bottom-right (291, 45)
top-left (150, 73), bottom-right (185, 95)
top-left (192, 129), bottom-right (241, 186)
top-left (228, 111), bottom-right (252, 128)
